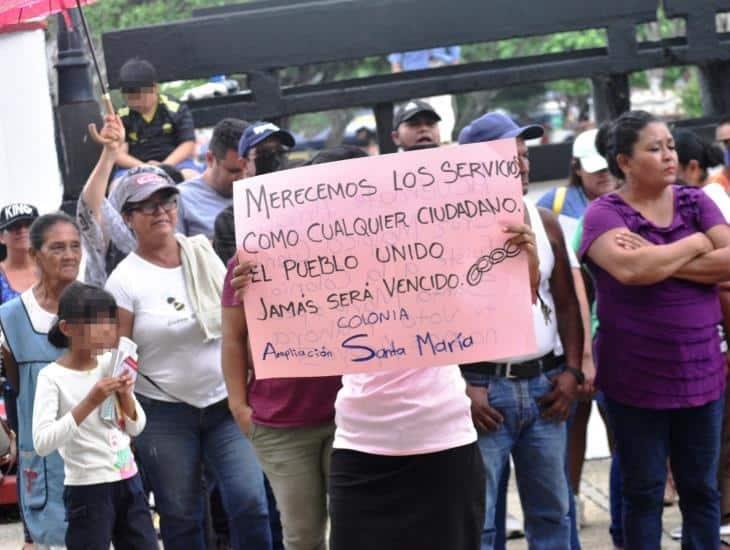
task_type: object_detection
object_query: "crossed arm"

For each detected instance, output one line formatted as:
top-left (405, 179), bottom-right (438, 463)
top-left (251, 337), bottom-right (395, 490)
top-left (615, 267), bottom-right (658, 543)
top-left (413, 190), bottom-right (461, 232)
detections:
top-left (592, 223), bottom-right (730, 285)
top-left (673, 225), bottom-right (730, 284)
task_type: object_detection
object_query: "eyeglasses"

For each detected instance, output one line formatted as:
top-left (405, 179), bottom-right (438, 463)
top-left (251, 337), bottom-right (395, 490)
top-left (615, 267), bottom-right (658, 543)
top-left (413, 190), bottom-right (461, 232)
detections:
top-left (128, 196), bottom-right (178, 216)
top-left (4, 220), bottom-right (32, 232)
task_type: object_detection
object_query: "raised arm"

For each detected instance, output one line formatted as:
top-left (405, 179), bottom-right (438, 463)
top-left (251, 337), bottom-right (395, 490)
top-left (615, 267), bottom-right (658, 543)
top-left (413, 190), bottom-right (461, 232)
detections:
top-left (81, 114), bottom-right (125, 225)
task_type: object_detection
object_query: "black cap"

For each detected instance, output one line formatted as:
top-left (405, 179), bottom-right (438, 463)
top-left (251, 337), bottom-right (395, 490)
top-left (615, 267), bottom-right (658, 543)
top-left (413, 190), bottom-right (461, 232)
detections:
top-left (0, 203), bottom-right (39, 231)
top-left (393, 100), bottom-right (441, 128)
top-left (119, 58), bottom-right (158, 89)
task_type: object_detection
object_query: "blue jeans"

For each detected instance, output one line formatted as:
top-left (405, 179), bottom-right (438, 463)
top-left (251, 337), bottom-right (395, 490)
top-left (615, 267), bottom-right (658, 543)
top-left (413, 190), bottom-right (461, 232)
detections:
top-left (565, 406), bottom-right (581, 550)
top-left (606, 396), bottom-right (723, 550)
top-left (493, 461), bottom-right (579, 550)
top-left (63, 474), bottom-right (157, 550)
top-left (595, 391), bottom-right (623, 548)
top-left (135, 396), bottom-right (271, 550)
top-left (464, 368), bottom-right (570, 550)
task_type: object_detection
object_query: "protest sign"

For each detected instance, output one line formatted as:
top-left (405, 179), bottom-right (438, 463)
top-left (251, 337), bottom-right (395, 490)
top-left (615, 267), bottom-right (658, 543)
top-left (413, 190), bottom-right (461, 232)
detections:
top-left (233, 140), bottom-right (537, 379)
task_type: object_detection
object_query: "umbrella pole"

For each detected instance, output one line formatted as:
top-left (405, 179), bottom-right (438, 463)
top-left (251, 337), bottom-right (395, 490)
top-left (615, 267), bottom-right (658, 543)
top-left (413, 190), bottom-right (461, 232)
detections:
top-left (74, 0), bottom-right (114, 144)
top-left (74, 0), bottom-right (112, 114)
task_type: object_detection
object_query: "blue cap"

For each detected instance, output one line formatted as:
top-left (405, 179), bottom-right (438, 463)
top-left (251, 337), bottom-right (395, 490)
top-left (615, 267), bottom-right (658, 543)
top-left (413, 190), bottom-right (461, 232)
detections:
top-left (458, 112), bottom-right (544, 144)
top-left (238, 121), bottom-right (296, 157)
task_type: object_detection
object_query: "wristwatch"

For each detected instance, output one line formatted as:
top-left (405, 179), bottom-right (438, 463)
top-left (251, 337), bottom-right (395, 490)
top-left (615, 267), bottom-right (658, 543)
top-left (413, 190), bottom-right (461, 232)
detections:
top-left (564, 366), bottom-right (585, 385)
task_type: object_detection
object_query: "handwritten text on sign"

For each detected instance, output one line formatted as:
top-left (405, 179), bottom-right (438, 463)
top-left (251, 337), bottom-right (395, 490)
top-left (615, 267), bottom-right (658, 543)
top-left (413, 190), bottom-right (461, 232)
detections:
top-left (233, 140), bottom-right (537, 379)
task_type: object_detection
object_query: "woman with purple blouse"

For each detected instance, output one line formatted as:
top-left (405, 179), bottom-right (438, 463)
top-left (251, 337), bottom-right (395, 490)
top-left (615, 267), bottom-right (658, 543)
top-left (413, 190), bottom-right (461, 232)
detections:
top-left (580, 110), bottom-right (730, 549)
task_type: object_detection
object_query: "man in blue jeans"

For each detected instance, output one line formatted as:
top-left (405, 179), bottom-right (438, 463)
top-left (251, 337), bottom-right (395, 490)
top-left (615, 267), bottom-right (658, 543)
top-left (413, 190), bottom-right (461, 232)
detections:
top-left (458, 112), bottom-right (585, 549)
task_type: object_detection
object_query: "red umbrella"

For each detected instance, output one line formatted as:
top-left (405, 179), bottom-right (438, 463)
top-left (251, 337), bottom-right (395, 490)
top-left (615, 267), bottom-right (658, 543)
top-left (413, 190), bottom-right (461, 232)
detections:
top-left (0, 0), bottom-right (95, 29)
top-left (0, 0), bottom-right (112, 143)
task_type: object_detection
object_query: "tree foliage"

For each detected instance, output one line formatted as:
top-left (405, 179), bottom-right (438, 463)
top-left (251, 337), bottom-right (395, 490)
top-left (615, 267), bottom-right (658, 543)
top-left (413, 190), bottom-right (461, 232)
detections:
top-left (80, 1), bottom-right (703, 137)
top-left (84, 0), bottom-right (229, 33)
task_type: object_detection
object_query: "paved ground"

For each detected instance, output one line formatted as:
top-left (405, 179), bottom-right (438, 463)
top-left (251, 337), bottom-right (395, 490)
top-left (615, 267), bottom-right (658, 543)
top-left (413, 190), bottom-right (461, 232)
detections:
top-left (0, 457), bottom-right (692, 549)
top-left (507, 457), bottom-right (685, 549)
top-left (0, 507), bottom-right (23, 548)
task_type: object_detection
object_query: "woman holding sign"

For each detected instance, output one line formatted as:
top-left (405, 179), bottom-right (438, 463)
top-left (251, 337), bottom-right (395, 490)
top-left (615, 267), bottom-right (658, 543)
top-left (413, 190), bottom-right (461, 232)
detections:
top-left (225, 132), bottom-right (542, 549)
top-left (104, 166), bottom-right (271, 550)
top-left (580, 110), bottom-right (730, 548)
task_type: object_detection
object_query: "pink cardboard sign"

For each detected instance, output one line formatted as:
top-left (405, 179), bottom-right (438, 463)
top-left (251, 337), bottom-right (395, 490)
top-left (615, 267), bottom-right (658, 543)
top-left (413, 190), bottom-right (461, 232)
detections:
top-left (234, 140), bottom-right (537, 379)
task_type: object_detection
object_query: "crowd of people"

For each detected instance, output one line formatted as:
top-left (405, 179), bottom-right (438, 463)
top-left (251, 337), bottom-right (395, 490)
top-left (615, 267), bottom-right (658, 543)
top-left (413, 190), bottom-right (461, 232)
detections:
top-left (0, 54), bottom-right (729, 550)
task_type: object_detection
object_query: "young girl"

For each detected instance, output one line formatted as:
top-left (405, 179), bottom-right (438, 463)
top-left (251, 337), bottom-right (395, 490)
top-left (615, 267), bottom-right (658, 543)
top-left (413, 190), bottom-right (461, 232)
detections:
top-left (31, 282), bottom-right (157, 550)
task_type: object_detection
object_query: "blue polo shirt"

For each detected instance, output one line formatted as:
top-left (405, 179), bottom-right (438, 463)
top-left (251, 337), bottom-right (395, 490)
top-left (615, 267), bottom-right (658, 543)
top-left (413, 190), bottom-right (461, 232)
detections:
top-left (176, 177), bottom-right (232, 239)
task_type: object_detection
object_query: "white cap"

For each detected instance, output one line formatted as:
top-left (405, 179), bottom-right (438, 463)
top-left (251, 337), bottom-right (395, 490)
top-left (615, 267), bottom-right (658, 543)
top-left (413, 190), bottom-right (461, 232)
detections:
top-left (572, 129), bottom-right (608, 174)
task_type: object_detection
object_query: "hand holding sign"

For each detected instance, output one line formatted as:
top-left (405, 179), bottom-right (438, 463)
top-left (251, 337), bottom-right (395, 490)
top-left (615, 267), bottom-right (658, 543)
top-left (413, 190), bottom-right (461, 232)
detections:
top-left (233, 140), bottom-right (537, 379)
top-left (502, 222), bottom-right (540, 303)
top-left (100, 337), bottom-right (139, 424)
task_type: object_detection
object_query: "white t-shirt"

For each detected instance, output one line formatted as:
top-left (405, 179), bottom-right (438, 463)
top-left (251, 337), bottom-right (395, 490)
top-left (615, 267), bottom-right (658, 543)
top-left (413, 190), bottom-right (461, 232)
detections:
top-left (32, 354), bottom-right (145, 486)
top-left (333, 365), bottom-right (476, 456)
top-left (0, 288), bottom-right (57, 352)
top-left (105, 253), bottom-right (227, 408)
top-left (502, 199), bottom-right (561, 362)
top-left (704, 182), bottom-right (730, 223)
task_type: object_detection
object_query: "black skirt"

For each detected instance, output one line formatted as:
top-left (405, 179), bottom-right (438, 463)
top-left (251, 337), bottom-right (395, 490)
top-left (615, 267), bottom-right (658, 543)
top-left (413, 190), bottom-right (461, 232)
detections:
top-left (329, 442), bottom-right (485, 550)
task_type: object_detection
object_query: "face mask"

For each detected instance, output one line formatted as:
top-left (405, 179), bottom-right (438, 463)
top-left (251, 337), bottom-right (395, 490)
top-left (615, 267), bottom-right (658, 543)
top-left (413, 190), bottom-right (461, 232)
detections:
top-left (724, 148), bottom-right (730, 168)
top-left (255, 151), bottom-right (286, 175)
top-left (403, 142), bottom-right (439, 152)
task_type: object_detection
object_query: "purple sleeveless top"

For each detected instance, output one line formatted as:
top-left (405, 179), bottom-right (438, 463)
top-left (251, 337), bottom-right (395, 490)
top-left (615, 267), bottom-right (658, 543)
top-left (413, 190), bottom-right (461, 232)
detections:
top-left (580, 185), bottom-right (726, 409)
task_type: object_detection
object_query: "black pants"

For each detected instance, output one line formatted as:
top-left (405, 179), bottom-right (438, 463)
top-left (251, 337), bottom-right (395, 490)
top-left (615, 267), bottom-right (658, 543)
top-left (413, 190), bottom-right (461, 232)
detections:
top-left (329, 442), bottom-right (485, 550)
top-left (63, 474), bottom-right (158, 550)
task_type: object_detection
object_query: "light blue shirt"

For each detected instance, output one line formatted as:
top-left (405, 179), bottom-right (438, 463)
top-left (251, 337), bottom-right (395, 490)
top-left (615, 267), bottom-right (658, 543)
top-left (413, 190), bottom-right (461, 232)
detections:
top-left (177, 177), bottom-right (233, 239)
top-left (388, 47), bottom-right (461, 71)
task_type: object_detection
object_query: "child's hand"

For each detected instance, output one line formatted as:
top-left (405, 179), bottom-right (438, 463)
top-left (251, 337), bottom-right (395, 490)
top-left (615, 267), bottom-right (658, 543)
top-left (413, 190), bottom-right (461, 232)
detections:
top-left (115, 373), bottom-right (138, 421)
top-left (116, 372), bottom-right (135, 396)
top-left (86, 377), bottom-right (124, 408)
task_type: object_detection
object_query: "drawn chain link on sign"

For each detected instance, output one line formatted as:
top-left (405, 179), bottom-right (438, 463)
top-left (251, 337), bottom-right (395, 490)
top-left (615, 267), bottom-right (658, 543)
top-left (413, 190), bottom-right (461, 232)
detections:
top-left (466, 240), bottom-right (522, 287)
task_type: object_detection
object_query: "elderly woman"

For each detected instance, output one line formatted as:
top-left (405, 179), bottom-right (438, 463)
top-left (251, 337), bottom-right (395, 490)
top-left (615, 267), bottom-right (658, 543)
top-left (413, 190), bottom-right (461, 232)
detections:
top-left (580, 110), bottom-right (730, 548)
top-left (104, 168), bottom-right (271, 549)
top-left (0, 212), bottom-right (84, 546)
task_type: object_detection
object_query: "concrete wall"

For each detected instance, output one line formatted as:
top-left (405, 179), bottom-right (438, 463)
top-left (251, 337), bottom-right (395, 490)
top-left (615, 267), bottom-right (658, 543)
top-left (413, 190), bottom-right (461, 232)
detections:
top-left (0, 29), bottom-right (62, 213)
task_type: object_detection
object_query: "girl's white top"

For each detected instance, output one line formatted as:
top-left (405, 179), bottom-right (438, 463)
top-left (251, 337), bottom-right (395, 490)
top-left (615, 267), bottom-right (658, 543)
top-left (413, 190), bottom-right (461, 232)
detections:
top-left (32, 353), bottom-right (145, 485)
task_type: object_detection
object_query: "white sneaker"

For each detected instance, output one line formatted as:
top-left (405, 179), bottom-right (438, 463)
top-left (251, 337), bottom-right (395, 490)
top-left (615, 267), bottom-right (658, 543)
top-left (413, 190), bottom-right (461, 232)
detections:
top-left (506, 515), bottom-right (525, 539)
top-left (575, 493), bottom-right (587, 529)
top-left (672, 525), bottom-right (730, 540)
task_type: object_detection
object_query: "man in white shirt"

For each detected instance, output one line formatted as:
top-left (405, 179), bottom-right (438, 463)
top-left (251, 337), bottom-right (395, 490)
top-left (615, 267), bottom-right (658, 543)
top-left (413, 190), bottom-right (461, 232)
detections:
top-left (459, 112), bottom-right (584, 550)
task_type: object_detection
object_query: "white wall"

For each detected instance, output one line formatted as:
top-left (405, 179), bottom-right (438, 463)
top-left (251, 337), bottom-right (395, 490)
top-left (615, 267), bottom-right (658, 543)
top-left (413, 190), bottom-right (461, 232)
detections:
top-left (0, 29), bottom-right (63, 213)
